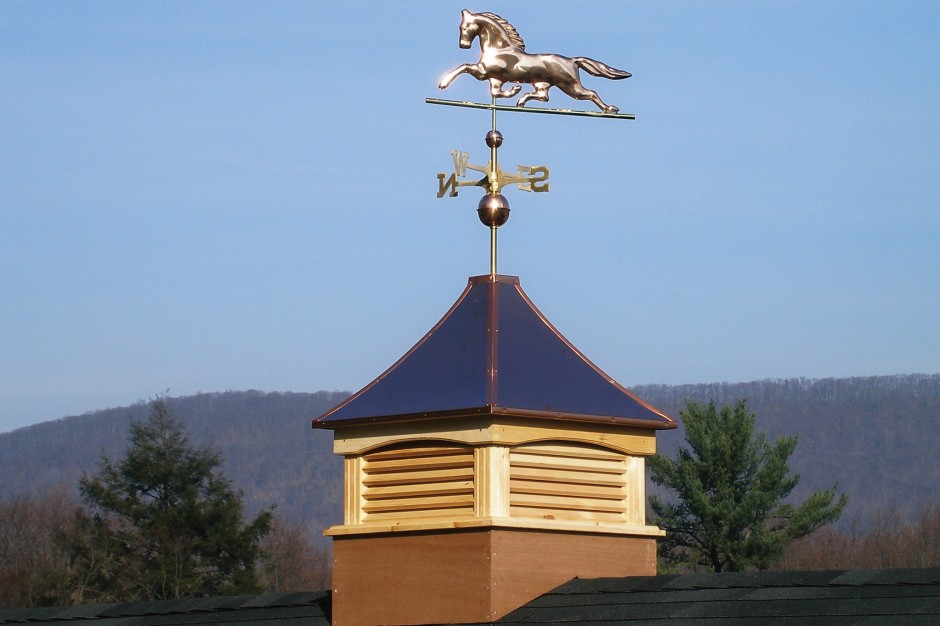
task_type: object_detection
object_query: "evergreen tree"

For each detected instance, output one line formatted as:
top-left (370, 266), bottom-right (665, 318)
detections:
top-left (74, 399), bottom-right (272, 601)
top-left (649, 399), bottom-right (847, 572)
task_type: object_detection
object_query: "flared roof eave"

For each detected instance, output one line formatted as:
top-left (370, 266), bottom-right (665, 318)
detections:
top-left (312, 274), bottom-right (675, 430)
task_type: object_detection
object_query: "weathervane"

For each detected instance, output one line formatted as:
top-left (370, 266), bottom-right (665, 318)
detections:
top-left (429, 9), bottom-right (634, 276)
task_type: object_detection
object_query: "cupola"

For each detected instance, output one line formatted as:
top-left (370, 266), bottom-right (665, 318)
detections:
top-left (313, 274), bottom-right (675, 625)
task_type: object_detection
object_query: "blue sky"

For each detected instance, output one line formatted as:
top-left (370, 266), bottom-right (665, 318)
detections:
top-left (1, 1), bottom-right (937, 433)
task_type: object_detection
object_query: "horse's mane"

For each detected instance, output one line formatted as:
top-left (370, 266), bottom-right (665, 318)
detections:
top-left (480, 12), bottom-right (525, 51)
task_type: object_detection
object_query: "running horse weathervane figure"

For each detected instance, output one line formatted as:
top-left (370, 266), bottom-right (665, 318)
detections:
top-left (429, 9), bottom-right (634, 277)
top-left (438, 9), bottom-right (631, 114)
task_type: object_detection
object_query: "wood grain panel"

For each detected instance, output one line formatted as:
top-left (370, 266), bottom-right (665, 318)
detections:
top-left (331, 527), bottom-right (657, 625)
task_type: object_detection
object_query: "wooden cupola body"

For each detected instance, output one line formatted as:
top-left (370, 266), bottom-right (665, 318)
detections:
top-left (314, 275), bottom-right (676, 625)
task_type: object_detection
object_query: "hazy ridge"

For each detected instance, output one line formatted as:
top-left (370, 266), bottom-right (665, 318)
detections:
top-left (1, 374), bottom-right (937, 538)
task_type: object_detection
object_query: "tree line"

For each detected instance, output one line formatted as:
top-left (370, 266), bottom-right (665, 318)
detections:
top-left (635, 373), bottom-right (940, 406)
top-left (2, 391), bottom-right (939, 607)
top-left (2, 376), bottom-right (937, 542)
top-left (638, 374), bottom-right (940, 528)
top-left (0, 390), bottom-right (347, 544)
top-left (0, 399), bottom-right (329, 608)
top-left (778, 502), bottom-right (940, 570)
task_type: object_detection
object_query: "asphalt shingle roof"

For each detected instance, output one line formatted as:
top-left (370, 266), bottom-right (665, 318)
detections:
top-left (0, 591), bottom-right (330, 625)
top-left (2, 569), bottom-right (938, 624)
top-left (496, 568), bottom-right (940, 625)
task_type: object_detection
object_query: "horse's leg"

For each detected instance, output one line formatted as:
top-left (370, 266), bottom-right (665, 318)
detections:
top-left (557, 80), bottom-right (619, 113)
top-left (439, 63), bottom-right (487, 89)
top-left (489, 78), bottom-right (521, 99)
top-left (517, 82), bottom-right (551, 108)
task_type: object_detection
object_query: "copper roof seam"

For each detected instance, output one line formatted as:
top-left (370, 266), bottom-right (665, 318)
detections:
top-left (486, 276), bottom-right (499, 407)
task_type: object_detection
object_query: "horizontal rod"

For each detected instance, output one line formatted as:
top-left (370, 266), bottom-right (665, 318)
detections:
top-left (425, 98), bottom-right (635, 120)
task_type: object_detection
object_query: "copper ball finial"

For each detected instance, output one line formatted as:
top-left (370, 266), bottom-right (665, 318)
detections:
top-left (477, 193), bottom-right (510, 227)
top-left (485, 130), bottom-right (503, 148)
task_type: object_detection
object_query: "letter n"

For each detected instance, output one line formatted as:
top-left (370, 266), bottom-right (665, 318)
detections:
top-left (437, 173), bottom-right (458, 198)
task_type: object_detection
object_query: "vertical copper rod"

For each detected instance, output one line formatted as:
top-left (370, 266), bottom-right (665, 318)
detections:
top-left (489, 96), bottom-right (498, 194)
top-left (490, 225), bottom-right (497, 277)
top-left (491, 96), bottom-right (498, 137)
top-left (489, 95), bottom-right (498, 277)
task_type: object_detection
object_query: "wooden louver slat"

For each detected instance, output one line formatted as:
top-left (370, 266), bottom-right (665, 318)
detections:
top-left (509, 443), bottom-right (628, 523)
top-left (360, 444), bottom-right (475, 523)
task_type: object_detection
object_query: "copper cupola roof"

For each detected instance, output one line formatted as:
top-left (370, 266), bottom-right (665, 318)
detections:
top-left (313, 274), bottom-right (675, 429)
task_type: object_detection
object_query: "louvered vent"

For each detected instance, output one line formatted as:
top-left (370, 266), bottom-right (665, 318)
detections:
top-left (360, 444), bottom-right (475, 523)
top-left (509, 443), bottom-right (628, 523)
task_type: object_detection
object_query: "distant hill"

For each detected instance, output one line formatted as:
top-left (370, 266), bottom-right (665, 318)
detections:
top-left (635, 374), bottom-right (940, 526)
top-left (0, 375), bottom-right (937, 538)
top-left (0, 391), bottom-right (347, 542)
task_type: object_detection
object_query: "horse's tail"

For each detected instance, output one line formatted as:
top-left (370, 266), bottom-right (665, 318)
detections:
top-left (574, 57), bottom-right (631, 80)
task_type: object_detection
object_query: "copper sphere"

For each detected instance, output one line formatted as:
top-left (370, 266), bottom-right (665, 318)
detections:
top-left (477, 193), bottom-right (510, 227)
top-left (485, 130), bottom-right (503, 148)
